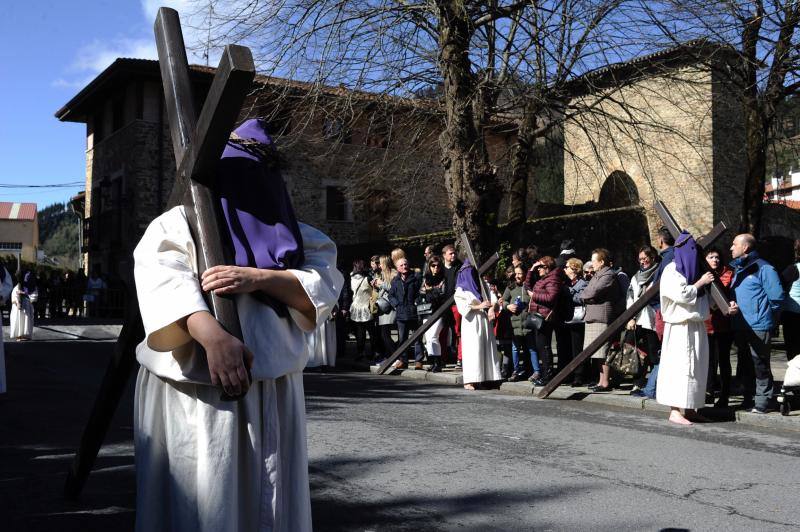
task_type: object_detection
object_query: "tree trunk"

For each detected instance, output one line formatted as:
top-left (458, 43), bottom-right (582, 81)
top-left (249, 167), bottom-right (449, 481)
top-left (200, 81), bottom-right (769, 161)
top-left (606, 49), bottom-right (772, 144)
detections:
top-left (507, 101), bottom-right (538, 224)
top-left (741, 111), bottom-right (767, 236)
top-left (437, 1), bottom-right (499, 261)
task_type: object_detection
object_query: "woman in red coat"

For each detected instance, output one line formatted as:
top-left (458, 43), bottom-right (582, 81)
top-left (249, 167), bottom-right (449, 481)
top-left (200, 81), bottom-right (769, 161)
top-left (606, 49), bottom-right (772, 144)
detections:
top-left (704, 248), bottom-right (734, 407)
top-left (528, 256), bottom-right (565, 384)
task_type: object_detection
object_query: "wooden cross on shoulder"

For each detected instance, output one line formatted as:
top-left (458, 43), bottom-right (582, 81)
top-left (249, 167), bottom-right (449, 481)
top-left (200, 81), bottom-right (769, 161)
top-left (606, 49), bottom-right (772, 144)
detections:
top-left (64, 7), bottom-right (255, 498)
top-left (537, 200), bottom-right (731, 399)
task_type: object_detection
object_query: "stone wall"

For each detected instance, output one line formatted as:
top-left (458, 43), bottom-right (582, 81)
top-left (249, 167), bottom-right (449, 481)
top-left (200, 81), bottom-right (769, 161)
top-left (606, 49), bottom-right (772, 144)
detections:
top-left (564, 65), bottom-right (717, 240)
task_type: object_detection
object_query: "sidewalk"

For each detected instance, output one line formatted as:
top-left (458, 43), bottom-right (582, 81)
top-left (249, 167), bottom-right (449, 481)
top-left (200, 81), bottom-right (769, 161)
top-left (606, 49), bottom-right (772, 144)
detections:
top-left (356, 348), bottom-right (800, 433)
top-left (2, 318), bottom-right (123, 342)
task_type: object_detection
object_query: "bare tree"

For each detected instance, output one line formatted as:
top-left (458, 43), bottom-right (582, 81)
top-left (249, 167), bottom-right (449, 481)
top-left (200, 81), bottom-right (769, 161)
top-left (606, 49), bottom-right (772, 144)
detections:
top-left (183, 0), bottom-right (646, 255)
top-left (635, 0), bottom-right (800, 235)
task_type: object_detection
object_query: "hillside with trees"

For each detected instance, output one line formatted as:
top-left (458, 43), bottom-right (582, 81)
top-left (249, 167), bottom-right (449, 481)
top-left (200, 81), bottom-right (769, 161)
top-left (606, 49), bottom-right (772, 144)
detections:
top-left (38, 202), bottom-right (80, 269)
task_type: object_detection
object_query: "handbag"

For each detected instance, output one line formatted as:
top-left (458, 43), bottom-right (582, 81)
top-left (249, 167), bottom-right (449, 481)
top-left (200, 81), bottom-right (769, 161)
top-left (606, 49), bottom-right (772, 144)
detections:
top-left (416, 299), bottom-right (433, 317)
top-left (376, 294), bottom-right (392, 315)
top-left (605, 339), bottom-right (641, 376)
top-left (523, 311), bottom-right (546, 330)
top-left (564, 305), bottom-right (585, 324)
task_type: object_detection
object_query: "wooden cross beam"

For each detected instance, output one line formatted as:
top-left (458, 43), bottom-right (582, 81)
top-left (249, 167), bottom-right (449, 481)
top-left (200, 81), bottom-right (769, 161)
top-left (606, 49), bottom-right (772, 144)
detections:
top-left (63, 7), bottom-right (254, 498)
top-left (653, 200), bottom-right (731, 314)
top-left (537, 202), bottom-right (728, 399)
top-left (376, 252), bottom-right (499, 375)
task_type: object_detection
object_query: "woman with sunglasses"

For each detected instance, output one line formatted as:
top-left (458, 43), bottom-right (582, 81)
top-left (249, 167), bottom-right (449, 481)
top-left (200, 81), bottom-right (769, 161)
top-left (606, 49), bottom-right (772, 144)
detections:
top-left (420, 256), bottom-right (448, 372)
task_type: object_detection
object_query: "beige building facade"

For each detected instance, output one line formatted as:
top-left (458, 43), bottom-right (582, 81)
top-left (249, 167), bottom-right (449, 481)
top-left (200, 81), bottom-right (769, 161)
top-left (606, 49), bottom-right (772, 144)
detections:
top-left (0, 202), bottom-right (39, 263)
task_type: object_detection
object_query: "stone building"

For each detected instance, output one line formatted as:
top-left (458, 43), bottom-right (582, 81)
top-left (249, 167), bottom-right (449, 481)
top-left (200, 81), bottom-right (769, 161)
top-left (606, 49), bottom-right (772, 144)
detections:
top-left (0, 202), bottom-right (39, 263)
top-left (59, 41), bottom-right (776, 279)
top-left (562, 42), bottom-right (747, 241)
top-left (55, 59), bottom-right (514, 276)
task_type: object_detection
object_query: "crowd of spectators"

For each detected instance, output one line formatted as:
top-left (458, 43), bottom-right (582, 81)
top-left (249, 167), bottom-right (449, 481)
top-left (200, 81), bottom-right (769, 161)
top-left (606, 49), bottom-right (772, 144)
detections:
top-left (333, 232), bottom-right (800, 412)
top-left (1, 268), bottom-right (122, 321)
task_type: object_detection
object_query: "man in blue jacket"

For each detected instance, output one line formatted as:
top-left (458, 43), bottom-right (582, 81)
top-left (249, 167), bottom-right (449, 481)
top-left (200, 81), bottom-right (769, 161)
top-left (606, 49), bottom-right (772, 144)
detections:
top-left (729, 233), bottom-right (785, 413)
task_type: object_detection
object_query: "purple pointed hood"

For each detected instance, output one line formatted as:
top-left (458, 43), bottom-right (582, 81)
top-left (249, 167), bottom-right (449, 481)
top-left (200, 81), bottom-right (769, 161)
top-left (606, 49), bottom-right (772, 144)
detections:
top-left (456, 259), bottom-right (483, 301)
top-left (216, 118), bottom-right (304, 271)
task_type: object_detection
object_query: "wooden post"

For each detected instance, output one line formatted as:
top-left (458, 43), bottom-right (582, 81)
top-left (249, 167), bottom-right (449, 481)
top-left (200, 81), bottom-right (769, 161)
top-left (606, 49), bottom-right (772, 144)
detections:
top-left (64, 7), bottom-right (254, 498)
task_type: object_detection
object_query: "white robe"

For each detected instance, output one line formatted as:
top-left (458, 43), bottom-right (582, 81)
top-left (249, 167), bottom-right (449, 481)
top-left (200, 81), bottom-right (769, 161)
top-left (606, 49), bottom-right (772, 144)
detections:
top-left (656, 263), bottom-right (710, 409)
top-left (306, 316), bottom-right (337, 368)
top-left (10, 284), bottom-right (34, 340)
top-left (133, 206), bottom-right (342, 532)
top-left (454, 287), bottom-right (502, 384)
top-left (0, 268), bottom-right (13, 393)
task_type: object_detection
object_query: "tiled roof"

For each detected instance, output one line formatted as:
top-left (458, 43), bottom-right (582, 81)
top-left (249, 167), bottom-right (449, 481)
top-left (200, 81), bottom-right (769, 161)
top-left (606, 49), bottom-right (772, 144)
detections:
top-left (0, 202), bottom-right (36, 221)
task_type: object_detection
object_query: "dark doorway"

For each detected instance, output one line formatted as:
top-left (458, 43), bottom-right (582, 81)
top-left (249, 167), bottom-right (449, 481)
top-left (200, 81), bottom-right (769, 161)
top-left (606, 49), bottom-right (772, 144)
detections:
top-left (598, 171), bottom-right (639, 208)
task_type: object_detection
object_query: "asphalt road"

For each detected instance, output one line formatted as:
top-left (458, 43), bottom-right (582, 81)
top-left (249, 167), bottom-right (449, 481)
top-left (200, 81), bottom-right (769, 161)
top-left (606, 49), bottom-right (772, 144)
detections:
top-left (2, 342), bottom-right (798, 531)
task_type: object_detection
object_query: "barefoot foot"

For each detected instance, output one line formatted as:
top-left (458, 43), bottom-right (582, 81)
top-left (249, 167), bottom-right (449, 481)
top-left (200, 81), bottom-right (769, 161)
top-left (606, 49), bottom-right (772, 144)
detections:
top-left (668, 410), bottom-right (693, 425)
top-left (463, 384), bottom-right (476, 391)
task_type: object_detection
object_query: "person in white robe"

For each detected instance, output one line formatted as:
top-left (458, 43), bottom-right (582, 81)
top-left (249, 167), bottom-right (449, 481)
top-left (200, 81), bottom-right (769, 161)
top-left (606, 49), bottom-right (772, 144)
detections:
top-left (306, 313), bottom-right (337, 368)
top-left (0, 267), bottom-right (13, 393)
top-left (132, 119), bottom-right (342, 532)
top-left (454, 260), bottom-right (502, 389)
top-left (10, 280), bottom-right (34, 341)
top-left (656, 231), bottom-right (716, 425)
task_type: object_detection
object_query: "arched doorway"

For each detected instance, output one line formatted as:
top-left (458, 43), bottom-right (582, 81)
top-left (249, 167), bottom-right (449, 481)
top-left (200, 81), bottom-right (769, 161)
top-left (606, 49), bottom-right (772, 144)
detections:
top-left (598, 171), bottom-right (639, 208)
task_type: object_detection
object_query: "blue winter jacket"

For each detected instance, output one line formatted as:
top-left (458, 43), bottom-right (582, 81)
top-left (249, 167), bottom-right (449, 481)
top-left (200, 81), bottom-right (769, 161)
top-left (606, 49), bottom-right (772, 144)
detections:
top-left (729, 251), bottom-right (785, 331)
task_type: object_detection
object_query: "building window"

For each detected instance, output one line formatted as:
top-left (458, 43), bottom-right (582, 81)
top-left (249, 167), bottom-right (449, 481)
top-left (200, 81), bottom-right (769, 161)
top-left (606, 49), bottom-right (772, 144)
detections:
top-left (326, 186), bottom-right (350, 221)
top-left (0, 242), bottom-right (22, 251)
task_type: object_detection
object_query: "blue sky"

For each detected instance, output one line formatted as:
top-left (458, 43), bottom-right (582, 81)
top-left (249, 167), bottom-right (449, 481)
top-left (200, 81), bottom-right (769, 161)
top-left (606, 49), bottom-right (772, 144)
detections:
top-left (0, 0), bottom-right (198, 209)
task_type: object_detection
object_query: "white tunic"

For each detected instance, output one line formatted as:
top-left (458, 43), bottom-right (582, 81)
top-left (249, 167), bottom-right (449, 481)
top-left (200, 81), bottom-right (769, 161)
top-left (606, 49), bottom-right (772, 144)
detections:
top-left (454, 287), bottom-right (502, 384)
top-left (10, 284), bottom-right (34, 340)
top-left (0, 268), bottom-right (13, 393)
top-left (306, 316), bottom-right (337, 368)
top-left (656, 263), bottom-right (710, 409)
top-left (133, 206), bottom-right (342, 532)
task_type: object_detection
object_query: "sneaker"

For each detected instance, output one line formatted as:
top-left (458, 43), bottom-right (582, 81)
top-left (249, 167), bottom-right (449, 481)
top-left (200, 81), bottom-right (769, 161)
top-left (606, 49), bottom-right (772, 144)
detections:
top-left (507, 372), bottom-right (521, 382)
top-left (750, 407), bottom-right (770, 414)
top-left (527, 372), bottom-right (541, 383)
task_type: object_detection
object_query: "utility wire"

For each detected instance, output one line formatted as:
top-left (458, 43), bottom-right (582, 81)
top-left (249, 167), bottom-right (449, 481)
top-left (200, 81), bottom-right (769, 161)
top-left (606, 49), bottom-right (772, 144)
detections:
top-left (0, 182), bottom-right (83, 188)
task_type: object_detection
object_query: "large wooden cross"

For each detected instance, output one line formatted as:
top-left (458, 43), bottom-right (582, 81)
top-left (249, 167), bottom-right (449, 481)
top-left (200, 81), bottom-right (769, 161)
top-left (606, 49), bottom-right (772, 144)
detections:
top-left (537, 200), bottom-right (731, 399)
top-left (64, 7), bottom-right (255, 498)
top-left (376, 234), bottom-right (499, 375)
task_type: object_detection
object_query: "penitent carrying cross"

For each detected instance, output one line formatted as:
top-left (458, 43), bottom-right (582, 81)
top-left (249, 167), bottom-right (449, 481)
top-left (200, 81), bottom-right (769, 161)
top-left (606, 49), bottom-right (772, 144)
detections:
top-left (376, 233), bottom-right (499, 375)
top-left (64, 7), bottom-right (255, 498)
top-left (537, 200), bottom-right (732, 399)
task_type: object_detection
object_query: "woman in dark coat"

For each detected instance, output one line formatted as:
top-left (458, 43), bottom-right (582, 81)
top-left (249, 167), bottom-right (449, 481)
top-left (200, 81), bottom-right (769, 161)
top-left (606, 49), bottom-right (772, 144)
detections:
top-left (388, 257), bottom-right (423, 369)
top-left (419, 255), bottom-right (448, 372)
top-left (527, 256), bottom-right (565, 384)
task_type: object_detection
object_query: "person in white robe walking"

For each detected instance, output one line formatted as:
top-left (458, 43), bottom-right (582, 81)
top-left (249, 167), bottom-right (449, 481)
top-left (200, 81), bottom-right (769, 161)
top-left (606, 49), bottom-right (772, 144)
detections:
top-left (0, 267), bottom-right (13, 393)
top-left (132, 119), bottom-right (342, 532)
top-left (10, 279), bottom-right (34, 341)
top-left (656, 231), bottom-right (716, 425)
top-left (454, 259), bottom-right (502, 390)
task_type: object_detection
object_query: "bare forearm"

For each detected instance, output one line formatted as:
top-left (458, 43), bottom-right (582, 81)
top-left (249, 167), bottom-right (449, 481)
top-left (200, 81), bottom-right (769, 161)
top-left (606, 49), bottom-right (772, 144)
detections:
top-left (257, 270), bottom-right (316, 324)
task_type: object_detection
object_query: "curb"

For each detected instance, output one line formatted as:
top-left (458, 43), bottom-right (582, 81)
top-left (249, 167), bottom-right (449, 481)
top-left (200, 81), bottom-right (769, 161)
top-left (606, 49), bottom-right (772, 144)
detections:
top-left (363, 363), bottom-right (800, 432)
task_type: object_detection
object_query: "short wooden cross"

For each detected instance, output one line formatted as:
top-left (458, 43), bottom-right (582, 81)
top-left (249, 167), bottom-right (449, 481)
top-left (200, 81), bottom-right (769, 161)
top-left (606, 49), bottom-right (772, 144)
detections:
top-left (64, 7), bottom-right (255, 498)
top-left (537, 200), bottom-right (729, 399)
